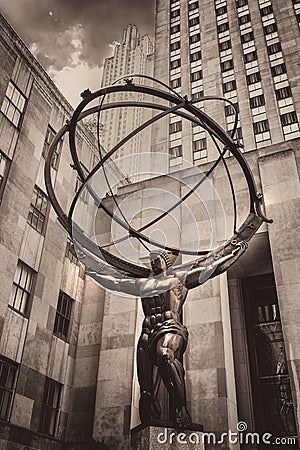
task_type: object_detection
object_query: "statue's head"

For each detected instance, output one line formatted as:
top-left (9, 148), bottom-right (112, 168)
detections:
top-left (149, 251), bottom-right (177, 275)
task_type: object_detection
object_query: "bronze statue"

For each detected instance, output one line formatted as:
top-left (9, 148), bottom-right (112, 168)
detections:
top-left (80, 241), bottom-right (247, 428)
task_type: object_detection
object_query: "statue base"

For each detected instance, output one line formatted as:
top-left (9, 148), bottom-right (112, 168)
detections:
top-left (131, 423), bottom-right (205, 449)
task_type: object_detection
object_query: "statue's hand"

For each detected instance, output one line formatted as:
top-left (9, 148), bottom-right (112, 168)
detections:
top-left (232, 240), bottom-right (248, 255)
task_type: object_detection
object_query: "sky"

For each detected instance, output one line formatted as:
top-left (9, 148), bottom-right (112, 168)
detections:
top-left (0, 0), bottom-right (155, 107)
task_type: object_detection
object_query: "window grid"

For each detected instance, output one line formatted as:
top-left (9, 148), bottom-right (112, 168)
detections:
top-left (53, 291), bottom-right (74, 341)
top-left (42, 125), bottom-right (63, 170)
top-left (9, 261), bottom-right (34, 316)
top-left (27, 186), bottom-right (48, 234)
top-left (39, 377), bottom-right (62, 436)
top-left (0, 81), bottom-right (26, 128)
top-left (0, 356), bottom-right (18, 421)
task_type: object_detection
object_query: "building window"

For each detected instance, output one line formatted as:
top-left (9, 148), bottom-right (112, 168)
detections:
top-left (263, 22), bottom-right (277, 35)
top-left (275, 86), bottom-right (292, 101)
top-left (170, 78), bottom-right (181, 89)
top-left (253, 119), bottom-right (270, 134)
top-left (169, 121), bottom-right (182, 134)
top-left (238, 14), bottom-right (251, 25)
top-left (170, 59), bottom-right (181, 70)
top-left (9, 261), bottom-right (34, 316)
top-left (191, 91), bottom-right (204, 101)
top-left (219, 40), bottom-right (232, 52)
top-left (216, 5), bottom-right (227, 16)
top-left (221, 59), bottom-right (234, 72)
top-left (189, 16), bottom-right (199, 27)
top-left (189, 33), bottom-right (200, 44)
top-left (236, 0), bottom-right (248, 7)
top-left (250, 94), bottom-right (265, 109)
top-left (280, 111), bottom-right (298, 127)
top-left (0, 355), bottom-right (18, 421)
top-left (53, 291), bottom-right (74, 341)
top-left (170, 9), bottom-right (180, 19)
top-left (190, 51), bottom-right (202, 62)
top-left (271, 63), bottom-right (287, 77)
top-left (0, 81), bottom-right (26, 128)
top-left (246, 72), bottom-right (261, 85)
top-left (28, 186), bottom-right (48, 234)
top-left (217, 22), bottom-right (229, 33)
top-left (188, 1), bottom-right (198, 11)
top-left (244, 51), bottom-right (257, 63)
top-left (39, 377), bottom-right (62, 436)
top-left (170, 41), bottom-right (180, 52)
top-left (267, 42), bottom-right (282, 55)
top-left (193, 138), bottom-right (207, 161)
top-left (170, 24), bottom-right (180, 34)
top-left (225, 103), bottom-right (239, 116)
top-left (260, 4), bottom-right (273, 16)
top-left (223, 80), bottom-right (237, 93)
top-left (42, 125), bottom-right (63, 170)
top-left (241, 31), bottom-right (254, 44)
top-left (191, 70), bottom-right (202, 82)
top-left (0, 151), bottom-right (10, 199)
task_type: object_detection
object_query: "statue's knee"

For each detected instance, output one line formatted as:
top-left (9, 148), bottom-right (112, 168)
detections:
top-left (157, 347), bottom-right (174, 367)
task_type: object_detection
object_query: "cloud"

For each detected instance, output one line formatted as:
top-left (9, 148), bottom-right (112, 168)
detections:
top-left (0, 0), bottom-right (155, 70)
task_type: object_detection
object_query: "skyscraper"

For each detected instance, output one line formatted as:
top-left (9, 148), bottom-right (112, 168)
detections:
top-left (153, 0), bottom-right (299, 168)
top-left (100, 25), bottom-right (154, 178)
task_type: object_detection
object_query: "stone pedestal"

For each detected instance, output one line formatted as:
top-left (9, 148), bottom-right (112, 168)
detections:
top-left (131, 425), bottom-right (205, 450)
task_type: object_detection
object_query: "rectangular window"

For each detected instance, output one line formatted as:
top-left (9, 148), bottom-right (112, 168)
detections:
top-left (9, 261), bottom-right (34, 316)
top-left (250, 94), bottom-right (265, 108)
top-left (271, 63), bottom-right (287, 77)
top-left (170, 24), bottom-right (180, 34)
top-left (170, 78), bottom-right (181, 89)
top-left (276, 86), bottom-right (292, 101)
top-left (246, 72), bottom-right (261, 85)
top-left (241, 31), bottom-right (254, 44)
top-left (170, 41), bottom-right (180, 51)
top-left (193, 138), bottom-right (207, 161)
top-left (53, 291), bottom-right (74, 341)
top-left (191, 91), bottom-right (204, 101)
top-left (188, 1), bottom-right (198, 11)
top-left (39, 377), bottom-right (62, 436)
top-left (190, 51), bottom-right (201, 62)
top-left (238, 14), bottom-right (251, 25)
top-left (236, 0), bottom-right (248, 7)
top-left (169, 121), bottom-right (182, 134)
top-left (170, 9), bottom-right (180, 19)
top-left (28, 186), bottom-right (48, 234)
top-left (216, 6), bottom-right (227, 16)
top-left (217, 22), bottom-right (229, 33)
top-left (219, 40), bottom-right (232, 52)
top-left (267, 42), bottom-right (282, 55)
top-left (253, 119), bottom-right (270, 134)
top-left (0, 355), bottom-right (18, 421)
top-left (170, 59), bottom-right (181, 69)
top-left (225, 103), bottom-right (239, 116)
top-left (189, 33), bottom-right (200, 44)
top-left (260, 5), bottom-right (273, 16)
top-left (170, 145), bottom-right (182, 158)
top-left (0, 81), bottom-right (26, 128)
top-left (221, 59), bottom-right (234, 72)
top-left (191, 70), bottom-right (202, 82)
top-left (42, 125), bottom-right (63, 170)
top-left (263, 22), bottom-right (277, 35)
top-left (280, 111), bottom-right (298, 127)
top-left (243, 51), bottom-right (257, 63)
top-left (223, 80), bottom-right (237, 93)
top-left (189, 17), bottom-right (199, 27)
top-left (0, 151), bottom-right (10, 198)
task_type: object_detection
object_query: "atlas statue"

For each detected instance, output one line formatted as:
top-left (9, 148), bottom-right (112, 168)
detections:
top-left (44, 74), bottom-right (272, 430)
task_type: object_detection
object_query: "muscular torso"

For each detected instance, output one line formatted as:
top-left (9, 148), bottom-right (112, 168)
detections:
top-left (140, 282), bottom-right (188, 335)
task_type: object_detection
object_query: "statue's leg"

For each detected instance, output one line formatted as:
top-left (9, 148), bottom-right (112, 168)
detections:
top-left (137, 332), bottom-right (160, 424)
top-left (156, 333), bottom-right (192, 428)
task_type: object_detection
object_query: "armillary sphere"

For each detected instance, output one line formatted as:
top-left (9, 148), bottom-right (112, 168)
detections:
top-left (44, 74), bottom-right (272, 278)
